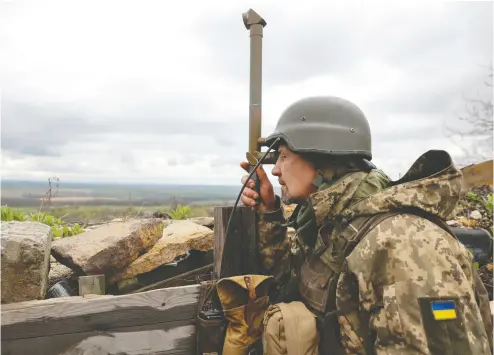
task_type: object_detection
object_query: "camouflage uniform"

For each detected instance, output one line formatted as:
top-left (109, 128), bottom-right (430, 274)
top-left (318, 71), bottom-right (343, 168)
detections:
top-left (258, 150), bottom-right (493, 354)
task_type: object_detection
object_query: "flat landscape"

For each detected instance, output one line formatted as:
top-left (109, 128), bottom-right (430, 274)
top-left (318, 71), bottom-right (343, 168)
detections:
top-left (1, 179), bottom-right (280, 224)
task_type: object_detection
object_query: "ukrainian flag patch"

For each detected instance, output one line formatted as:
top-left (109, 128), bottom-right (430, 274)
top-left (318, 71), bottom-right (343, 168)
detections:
top-left (431, 300), bottom-right (457, 321)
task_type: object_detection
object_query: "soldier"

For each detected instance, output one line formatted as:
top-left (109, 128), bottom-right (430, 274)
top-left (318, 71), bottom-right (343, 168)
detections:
top-left (239, 96), bottom-right (493, 354)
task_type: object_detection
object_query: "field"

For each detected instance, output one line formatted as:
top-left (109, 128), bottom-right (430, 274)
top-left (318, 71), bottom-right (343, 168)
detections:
top-left (1, 179), bottom-right (280, 224)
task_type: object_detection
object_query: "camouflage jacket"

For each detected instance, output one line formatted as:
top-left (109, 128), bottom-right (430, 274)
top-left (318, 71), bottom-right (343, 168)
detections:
top-left (257, 150), bottom-right (493, 355)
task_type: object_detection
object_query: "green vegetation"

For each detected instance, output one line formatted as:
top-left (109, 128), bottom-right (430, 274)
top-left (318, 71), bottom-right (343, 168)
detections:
top-left (467, 191), bottom-right (493, 214)
top-left (0, 178), bottom-right (240, 237)
top-left (1, 206), bottom-right (85, 239)
top-left (485, 194), bottom-right (493, 215)
top-left (169, 204), bottom-right (192, 220)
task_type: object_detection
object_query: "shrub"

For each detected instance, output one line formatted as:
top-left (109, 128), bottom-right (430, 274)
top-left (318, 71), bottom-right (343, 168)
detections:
top-left (169, 204), bottom-right (191, 220)
top-left (1, 206), bottom-right (85, 239)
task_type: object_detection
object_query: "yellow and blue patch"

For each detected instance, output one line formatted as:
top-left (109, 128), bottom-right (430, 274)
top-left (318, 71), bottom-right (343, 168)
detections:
top-left (431, 300), bottom-right (457, 321)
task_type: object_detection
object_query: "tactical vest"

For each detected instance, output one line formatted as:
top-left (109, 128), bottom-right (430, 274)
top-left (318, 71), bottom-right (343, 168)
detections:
top-left (297, 211), bottom-right (389, 355)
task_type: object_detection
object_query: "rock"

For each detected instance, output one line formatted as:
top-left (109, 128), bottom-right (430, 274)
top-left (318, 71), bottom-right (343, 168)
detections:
top-left (188, 217), bottom-right (214, 229)
top-left (446, 220), bottom-right (463, 227)
top-left (141, 211), bottom-right (154, 218)
top-left (51, 218), bottom-right (165, 276)
top-left (152, 211), bottom-right (172, 219)
top-left (456, 216), bottom-right (477, 228)
top-left (48, 262), bottom-right (77, 289)
top-left (110, 220), bottom-right (213, 283)
top-left (469, 210), bottom-right (482, 220)
top-left (1, 221), bottom-right (52, 304)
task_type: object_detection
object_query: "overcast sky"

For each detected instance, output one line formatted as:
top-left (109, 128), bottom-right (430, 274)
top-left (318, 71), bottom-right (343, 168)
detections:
top-left (1, 0), bottom-right (492, 186)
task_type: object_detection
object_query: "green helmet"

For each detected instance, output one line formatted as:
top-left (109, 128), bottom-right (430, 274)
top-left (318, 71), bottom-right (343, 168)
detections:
top-left (265, 96), bottom-right (372, 160)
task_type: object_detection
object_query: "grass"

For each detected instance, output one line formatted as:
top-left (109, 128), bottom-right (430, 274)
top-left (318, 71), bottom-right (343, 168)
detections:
top-left (13, 204), bottom-right (213, 225)
top-left (1, 206), bottom-right (85, 239)
top-left (1, 177), bottom-right (226, 237)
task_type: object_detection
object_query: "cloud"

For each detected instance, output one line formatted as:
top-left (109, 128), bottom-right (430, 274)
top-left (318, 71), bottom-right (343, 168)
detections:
top-left (0, 0), bottom-right (492, 186)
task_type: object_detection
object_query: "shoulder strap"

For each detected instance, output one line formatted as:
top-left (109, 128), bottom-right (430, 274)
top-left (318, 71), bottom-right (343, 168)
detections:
top-left (341, 212), bottom-right (401, 259)
top-left (325, 212), bottom-right (401, 355)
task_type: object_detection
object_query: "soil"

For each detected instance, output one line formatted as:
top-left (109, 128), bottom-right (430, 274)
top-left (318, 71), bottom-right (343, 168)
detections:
top-left (453, 184), bottom-right (493, 299)
top-left (454, 185), bottom-right (493, 231)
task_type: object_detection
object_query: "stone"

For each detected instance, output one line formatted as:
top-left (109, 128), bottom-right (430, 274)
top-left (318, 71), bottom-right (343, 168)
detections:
top-left (446, 220), bottom-right (463, 227)
top-left (469, 210), bottom-right (482, 220)
top-left (456, 216), bottom-right (477, 228)
top-left (110, 220), bottom-right (213, 283)
top-left (188, 217), bottom-right (214, 229)
top-left (48, 262), bottom-right (77, 290)
top-left (1, 221), bottom-right (52, 304)
top-left (51, 218), bottom-right (165, 276)
top-left (141, 211), bottom-right (154, 218)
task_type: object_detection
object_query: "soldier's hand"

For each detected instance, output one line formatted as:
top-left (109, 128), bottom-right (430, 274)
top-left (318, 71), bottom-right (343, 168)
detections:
top-left (240, 162), bottom-right (277, 213)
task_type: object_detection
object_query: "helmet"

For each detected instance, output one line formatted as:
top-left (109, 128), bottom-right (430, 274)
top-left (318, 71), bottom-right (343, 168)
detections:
top-left (265, 96), bottom-right (372, 160)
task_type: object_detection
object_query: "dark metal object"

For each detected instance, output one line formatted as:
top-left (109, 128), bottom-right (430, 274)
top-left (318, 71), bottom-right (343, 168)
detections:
top-left (46, 280), bottom-right (76, 298)
top-left (451, 227), bottom-right (493, 265)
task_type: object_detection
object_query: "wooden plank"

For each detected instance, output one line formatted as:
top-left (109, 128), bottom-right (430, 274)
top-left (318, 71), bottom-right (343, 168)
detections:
top-left (241, 207), bottom-right (259, 274)
top-left (1, 284), bottom-right (200, 341)
top-left (2, 319), bottom-right (196, 355)
top-left (213, 205), bottom-right (258, 279)
top-left (78, 274), bottom-right (106, 296)
top-left (213, 206), bottom-right (239, 278)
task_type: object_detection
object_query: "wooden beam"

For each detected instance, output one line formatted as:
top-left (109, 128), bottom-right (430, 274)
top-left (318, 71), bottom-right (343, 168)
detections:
top-left (213, 205), bottom-right (258, 279)
top-left (2, 284), bottom-right (200, 343)
top-left (2, 319), bottom-right (196, 355)
top-left (78, 274), bottom-right (106, 296)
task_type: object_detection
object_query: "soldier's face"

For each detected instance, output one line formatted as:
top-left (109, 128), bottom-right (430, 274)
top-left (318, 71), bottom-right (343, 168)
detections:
top-left (271, 144), bottom-right (318, 203)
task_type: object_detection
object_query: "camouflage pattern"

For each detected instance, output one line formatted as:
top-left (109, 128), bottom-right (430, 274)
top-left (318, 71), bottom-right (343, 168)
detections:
top-left (216, 275), bottom-right (274, 354)
top-left (257, 201), bottom-right (293, 298)
top-left (257, 150), bottom-right (492, 354)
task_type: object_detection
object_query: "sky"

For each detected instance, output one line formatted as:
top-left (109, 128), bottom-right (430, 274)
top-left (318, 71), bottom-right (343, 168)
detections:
top-left (1, 0), bottom-right (492, 186)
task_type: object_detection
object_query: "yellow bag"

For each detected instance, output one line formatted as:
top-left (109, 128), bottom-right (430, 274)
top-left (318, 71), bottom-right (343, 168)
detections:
top-left (216, 275), bottom-right (274, 355)
top-left (263, 301), bottom-right (319, 355)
